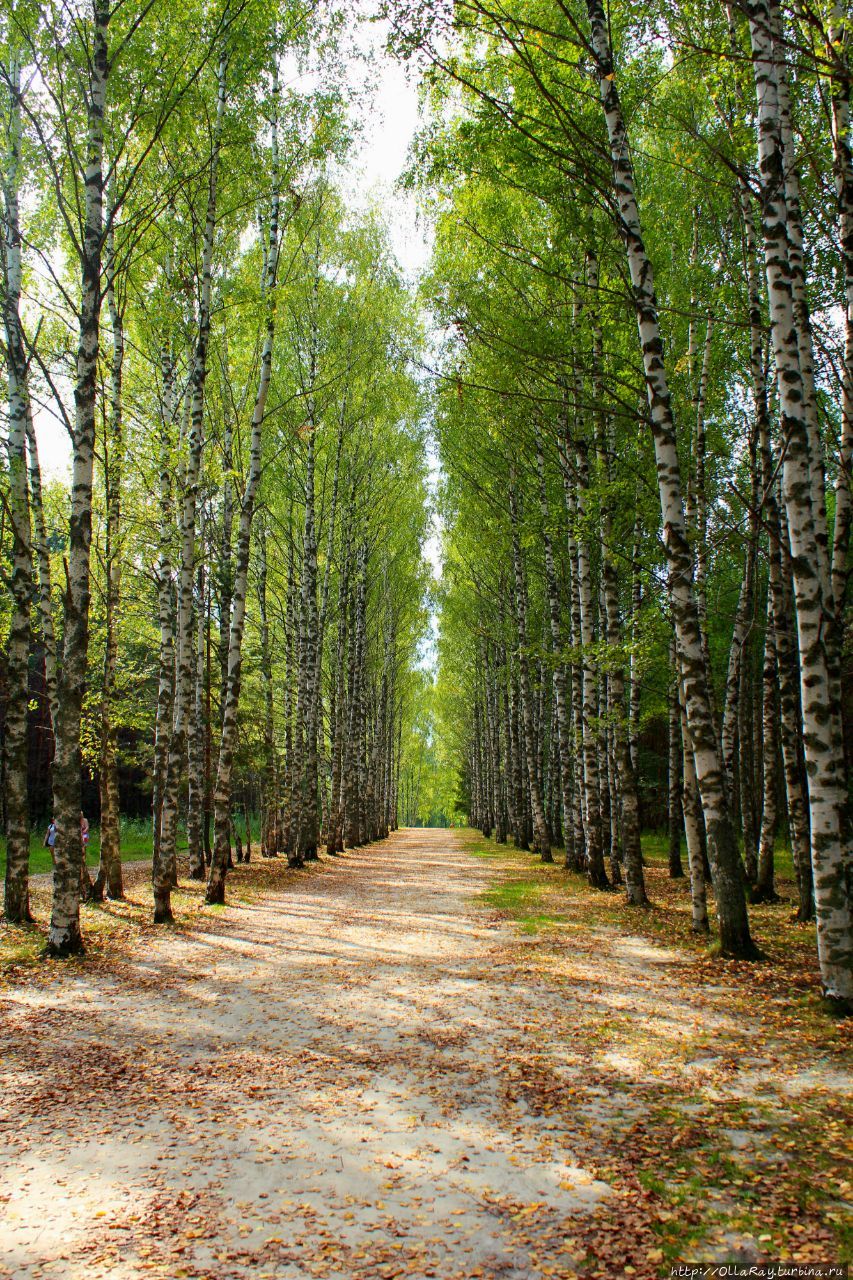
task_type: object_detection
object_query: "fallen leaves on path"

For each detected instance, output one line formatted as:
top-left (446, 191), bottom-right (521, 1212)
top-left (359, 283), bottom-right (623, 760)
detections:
top-left (0, 830), bottom-right (850, 1280)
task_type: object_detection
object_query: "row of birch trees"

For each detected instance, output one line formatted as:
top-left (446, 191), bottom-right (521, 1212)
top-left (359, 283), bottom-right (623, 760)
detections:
top-left (402, 0), bottom-right (853, 1011)
top-left (1, 0), bottom-right (429, 953)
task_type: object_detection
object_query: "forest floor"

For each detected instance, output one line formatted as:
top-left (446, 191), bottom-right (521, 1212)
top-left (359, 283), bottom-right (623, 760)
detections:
top-left (0, 827), bottom-right (850, 1280)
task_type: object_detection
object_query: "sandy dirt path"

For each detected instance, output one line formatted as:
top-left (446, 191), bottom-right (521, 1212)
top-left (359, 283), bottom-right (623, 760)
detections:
top-left (1, 828), bottom-right (848, 1279)
top-left (1, 830), bottom-right (611, 1280)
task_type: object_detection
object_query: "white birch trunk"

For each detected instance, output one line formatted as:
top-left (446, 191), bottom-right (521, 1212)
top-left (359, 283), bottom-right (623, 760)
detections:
top-left (828, 2), bottom-right (853, 623)
top-left (741, 176), bottom-right (813, 919)
top-left (770, 0), bottom-right (830, 599)
top-left (748, 0), bottom-right (852, 1005)
top-left (509, 483), bottom-right (551, 862)
top-left (47, 0), bottom-right (109, 955)
top-left (186, 567), bottom-right (207, 879)
top-left (205, 66), bottom-right (281, 902)
top-left (92, 204), bottom-right (124, 902)
top-left (156, 48), bottom-right (227, 920)
top-left (25, 415), bottom-right (58, 734)
top-left (536, 430), bottom-right (574, 858)
top-left (2, 47), bottom-right (35, 924)
top-left (679, 667), bottom-right (709, 935)
top-left (586, 0), bottom-right (755, 956)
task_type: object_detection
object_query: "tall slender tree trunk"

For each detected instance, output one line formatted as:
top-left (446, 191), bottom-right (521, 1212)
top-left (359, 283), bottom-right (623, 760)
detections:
top-left (628, 517), bottom-right (642, 775)
top-left (679, 668), bottom-right (710, 935)
top-left (589, 252), bottom-right (646, 903)
top-left (737, 629), bottom-right (759, 884)
top-left (187, 566), bottom-right (207, 879)
top-left (157, 49), bottom-right (227, 920)
top-left (92, 206), bottom-right (124, 902)
top-left (720, 416), bottom-right (759, 831)
top-left (586, 0), bottom-right (756, 956)
top-left (741, 176), bottom-right (813, 920)
top-left (218, 396), bottom-right (234, 726)
top-left (328, 520), bottom-right (352, 854)
top-left (573, 438), bottom-right (607, 888)
top-left (2, 47), bottom-right (35, 924)
top-left (769, 0), bottom-right (830, 595)
top-left (206, 74), bottom-right (280, 904)
top-left (755, 602), bottom-right (780, 903)
top-left (500, 652), bottom-right (520, 847)
top-left (779, 500), bottom-right (815, 919)
top-left (258, 521), bottom-right (277, 856)
top-left (509, 483), bottom-right (551, 862)
top-left (829, 3), bottom-right (853, 621)
top-left (747, 0), bottom-right (851, 1003)
top-left (486, 652), bottom-right (506, 843)
top-left (536, 431), bottom-right (574, 860)
top-left (691, 311), bottom-right (716, 722)
top-left (152, 354), bottom-right (177, 902)
top-left (47, 0), bottom-right (109, 955)
top-left (25, 416), bottom-right (57, 737)
top-left (562, 480), bottom-right (586, 874)
top-left (602, 535), bottom-right (646, 904)
top-left (298, 430), bottom-right (319, 859)
top-left (667, 643), bottom-right (685, 878)
top-left (344, 547), bottom-right (367, 848)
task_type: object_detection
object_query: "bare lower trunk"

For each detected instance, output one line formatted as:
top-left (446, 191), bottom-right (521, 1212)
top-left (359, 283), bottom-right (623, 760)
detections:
top-left (679, 673), bottom-right (709, 935)
top-left (243, 790), bottom-right (252, 862)
top-left (603, 543), bottom-right (646, 905)
top-left (589, 256), bottom-right (645, 903)
top-left (205, 84), bottom-right (280, 904)
top-left (779, 503), bottom-right (815, 920)
top-left (187, 568), bottom-right (207, 879)
top-left (509, 484), bottom-right (551, 862)
top-left (741, 176), bottom-right (813, 921)
top-left (737, 638), bottom-right (758, 884)
top-left (667, 643), bottom-right (685, 878)
top-left (628, 519), bottom-right (642, 775)
top-left (158, 48), bottom-right (227, 921)
top-left (500, 655), bottom-right (519, 847)
top-left (754, 605), bottom-right (779, 903)
top-left (344, 548), bottom-right (367, 848)
top-left (26, 416), bottom-right (58, 735)
top-left (152, 356), bottom-right (178, 918)
top-left (576, 450), bottom-right (607, 887)
top-left (93, 210), bottom-right (124, 903)
top-left (298, 431), bottom-right (319, 859)
top-left (258, 523), bottom-right (278, 856)
top-left (536, 431), bottom-right (573, 855)
top-left (328, 522), bottom-right (351, 855)
top-left (47, 0), bottom-right (108, 956)
top-left (487, 654), bottom-right (506, 843)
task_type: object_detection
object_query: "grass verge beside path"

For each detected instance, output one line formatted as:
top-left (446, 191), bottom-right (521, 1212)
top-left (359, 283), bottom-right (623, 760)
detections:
top-left (1, 811), bottom-right (260, 879)
top-left (0, 819), bottom-right (158, 878)
top-left (0, 844), bottom-right (311, 971)
top-left (460, 826), bottom-right (852, 1270)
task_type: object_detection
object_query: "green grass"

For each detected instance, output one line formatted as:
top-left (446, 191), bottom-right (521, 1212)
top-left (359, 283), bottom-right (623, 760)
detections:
top-left (470, 828), bottom-right (795, 873)
top-left (482, 876), bottom-right (568, 933)
top-left (0, 817), bottom-right (163, 878)
top-left (640, 829), bottom-right (796, 880)
top-left (0, 811), bottom-right (264, 879)
top-left (467, 841), bottom-right (510, 860)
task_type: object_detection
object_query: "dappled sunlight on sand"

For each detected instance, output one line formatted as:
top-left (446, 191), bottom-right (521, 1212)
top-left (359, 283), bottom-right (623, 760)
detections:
top-left (2, 830), bottom-right (848, 1278)
top-left (1, 830), bottom-right (614, 1280)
